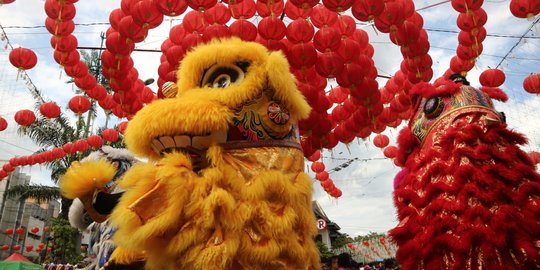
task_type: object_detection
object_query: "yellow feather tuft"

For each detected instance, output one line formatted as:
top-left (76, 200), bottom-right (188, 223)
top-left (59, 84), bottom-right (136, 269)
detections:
top-left (59, 159), bottom-right (116, 199)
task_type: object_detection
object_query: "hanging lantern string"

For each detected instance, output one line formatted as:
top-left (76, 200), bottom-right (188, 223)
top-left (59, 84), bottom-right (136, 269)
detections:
top-left (495, 16), bottom-right (540, 68)
top-left (0, 24), bottom-right (45, 104)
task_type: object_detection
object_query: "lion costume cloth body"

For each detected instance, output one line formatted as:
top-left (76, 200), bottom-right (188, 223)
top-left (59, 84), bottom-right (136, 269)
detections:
top-left (390, 78), bottom-right (540, 270)
top-left (109, 39), bottom-right (321, 270)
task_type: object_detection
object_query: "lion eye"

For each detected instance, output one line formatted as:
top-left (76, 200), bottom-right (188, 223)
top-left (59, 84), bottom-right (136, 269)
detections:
top-left (201, 63), bottom-right (248, 88)
top-left (423, 96), bottom-right (444, 118)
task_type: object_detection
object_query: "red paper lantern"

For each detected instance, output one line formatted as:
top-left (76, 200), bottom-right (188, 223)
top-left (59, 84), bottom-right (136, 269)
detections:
top-left (0, 0), bottom-right (16, 4)
top-left (1, 245), bottom-right (8, 251)
top-left (510, 0), bottom-right (538, 19)
top-left (313, 26), bottom-right (342, 52)
top-left (14, 109), bottom-right (36, 126)
top-left (45, 18), bottom-right (75, 37)
top-left (4, 228), bottom-right (13, 235)
top-left (51, 148), bottom-right (66, 159)
top-left (230, 0), bottom-right (257, 19)
top-left (25, 245), bottom-right (33, 252)
top-left (50, 34), bottom-right (78, 52)
top-left (322, 0), bottom-right (353, 12)
top-left (155, 0), bottom-right (188, 16)
top-left (307, 150), bottom-right (321, 162)
top-left (9, 47), bottom-right (38, 70)
top-left (257, 16), bottom-right (286, 40)
top-left (44, 0), bottom-right (76, 21)
top-left (311, 161), bottom-right (325, 172)
top-left (13, 245), bottom-right (21, 251)
top-left (479, 68), bottom-right (505, 88)
top-left (87, 135), bottom-right (103, 148)
top-left (316, 171), bottom-right (329, 181)
top-left (53, 50), bottom-right (80, 67)
top-left (362, 239), bottom-right (369, 246)
top-left (62, 142), bottom-right (76, 155)
top-left (352, 0), bottom-right (384, 21)
top-left (310, 4), bottom-right (338, 28)
top-left (287, 42), bottom-right (317, 69)
top-left (44, 226), bottom-right (49, 232)
top-left (451, 0), bottom-right (484, 13)
top-left (182, 10), bottom-right (208, 33)
top-left (373, 134), bottom-right (389, 148)
top-left (0, 117), bottom-right (7, 132)
top-left (320, 179), bottom-right (334, 189)
top-left (3, 163), bottom-right (14, 173)
top-left (117, 121), bottom-right (129, 134)
top-left (98, 95), bottom-right (117, 111)
top-left (102, 128), bottom-right (120, 143)
top-left (68, 96), bottom-right (91, 114)
top-left (30, 227), bottom-right (39, 234)
top-left (131, 0), bottom-right (164, 29)
top-left (204, 3), bottom-right (231, 24)
top-left (39, 243), bottom-right (46, 248)
top-left (286, 18), bottom-right (315, 43)
top-left (74, 139), bottom-right (89, 152)
top-left (186, 0), bottom-right (217, 11)
top-left (118, 16), bottom-right (148, 42)
top-left (64, 61), bottom-right (88, 78)
top-left (331, 188), bottom-right (342, 198)
top-left (15, 227), bottom-right (24, 235)
top-left (315, 51), bottom-right (344, 78)
top-left (229, 20), bottom-right (258, 41)
top-left (456, 8), bottom-right (488, 32)
top-left (523, 73), bottom-right (540, 94)
top-left (383, 145), bottom-right (398, 159)
top-left (39, 102), bottom-right (61, 118)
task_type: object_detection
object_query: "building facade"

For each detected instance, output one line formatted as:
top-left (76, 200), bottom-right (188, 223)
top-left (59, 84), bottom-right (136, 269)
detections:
top-left (0, 165), bottom-right (59, 260)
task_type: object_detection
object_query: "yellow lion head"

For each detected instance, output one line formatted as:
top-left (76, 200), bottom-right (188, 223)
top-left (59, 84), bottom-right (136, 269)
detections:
top-left (125, 38), bottom-right (311, 165)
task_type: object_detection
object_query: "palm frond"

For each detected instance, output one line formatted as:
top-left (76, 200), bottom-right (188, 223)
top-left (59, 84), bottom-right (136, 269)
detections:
top-left (5, 184), bottom-right (61, 204)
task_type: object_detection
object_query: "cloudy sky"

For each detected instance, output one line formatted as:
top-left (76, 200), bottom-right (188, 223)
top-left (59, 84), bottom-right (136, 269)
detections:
top-left (0, 0), bottom-right (538, 237)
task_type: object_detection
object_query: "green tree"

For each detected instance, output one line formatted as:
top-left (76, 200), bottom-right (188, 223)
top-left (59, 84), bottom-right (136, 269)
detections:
top-left (316, 240), bottom-right (333, 261)
top-left (49, 217), bottom-right (83, 264)
top-left (4, 184), bottom-right (61, 203)
top-left (332, 232), bottom-right (353, 249)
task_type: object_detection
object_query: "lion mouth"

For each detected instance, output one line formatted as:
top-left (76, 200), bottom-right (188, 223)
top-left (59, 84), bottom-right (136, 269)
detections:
top-left (151, 131), bottom-right (228, 155)
top-left (151, 131), bottom-right (227, 171)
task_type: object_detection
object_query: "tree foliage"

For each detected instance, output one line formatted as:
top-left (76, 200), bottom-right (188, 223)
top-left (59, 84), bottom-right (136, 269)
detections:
top-left (316, 240), bottom-right (333, 261)
top-left (332, 232), bottom-right (353, 249)
top-left (4, 184), bottom-right (60, 204)
top-left (49, 217), bottom-right (83, 264)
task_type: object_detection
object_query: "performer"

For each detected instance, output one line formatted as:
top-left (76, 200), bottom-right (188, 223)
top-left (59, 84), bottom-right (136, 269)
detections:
top-left (109, 38), bottom-right (320, 270)
top-left (390, 75), bottom-right (540, 269)
top-left (60, 146), bottom-right (144, 270)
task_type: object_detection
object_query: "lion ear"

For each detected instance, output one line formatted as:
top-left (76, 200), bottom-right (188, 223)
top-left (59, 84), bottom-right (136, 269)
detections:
top-left (265, 51), bottom-right (311, 120)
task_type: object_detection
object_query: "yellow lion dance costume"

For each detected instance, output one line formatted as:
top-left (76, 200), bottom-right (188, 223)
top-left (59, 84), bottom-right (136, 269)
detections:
top-left (110, 38), bottom-right (321, 270)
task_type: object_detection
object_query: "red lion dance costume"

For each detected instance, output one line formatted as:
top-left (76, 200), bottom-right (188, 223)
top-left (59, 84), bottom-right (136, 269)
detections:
top-left (390, 75), bottom-right (540, 270)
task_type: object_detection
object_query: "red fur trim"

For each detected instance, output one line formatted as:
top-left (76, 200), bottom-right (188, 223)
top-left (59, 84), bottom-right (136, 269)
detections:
top-left (393, 168), bottom-right (408, 190)
top-left (391, 118), bottom-right (540, 269)
top-left (480, 86), bottom-right (508, 102)
top-left (410, 80), bottom-right (461, 99)
top-left (396, 127), bottom-right (419, 166)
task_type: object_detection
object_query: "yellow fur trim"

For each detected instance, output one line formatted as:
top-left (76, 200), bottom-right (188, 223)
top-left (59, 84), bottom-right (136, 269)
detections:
top-left (266, 51), bottom-right (311, 120)
top-left (59, 160), bottom-right (116, 199)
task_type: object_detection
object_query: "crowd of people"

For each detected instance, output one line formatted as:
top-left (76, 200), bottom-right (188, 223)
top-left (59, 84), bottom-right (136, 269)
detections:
top-left (322, 253), bottom-right (398, 270)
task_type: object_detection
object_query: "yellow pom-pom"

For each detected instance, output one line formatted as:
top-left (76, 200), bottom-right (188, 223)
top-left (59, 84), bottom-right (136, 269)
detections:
top-left (59, 159), bottom-right (117, 199)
